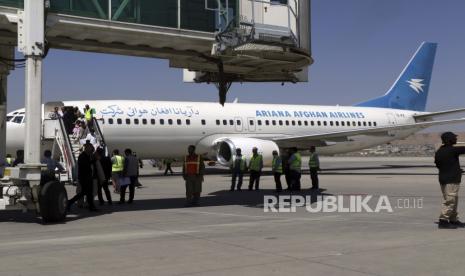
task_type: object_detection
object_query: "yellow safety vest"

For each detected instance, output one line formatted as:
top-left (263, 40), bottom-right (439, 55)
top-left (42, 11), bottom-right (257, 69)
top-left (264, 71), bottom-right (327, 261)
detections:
top-left (289, 153), bottom-right (302, 172)
top-left (85, 108), bottom-right (93, 121)
top-left (112, 155), bottom-right (124, 172)
top-left (6, 157), bottom-right (13, 166)
top-left (309, 153), bottom-right (319, 168)
top-left (249, 154), bottom-right (263, 171)
top-left (272, 156), bottom-right (283, 174)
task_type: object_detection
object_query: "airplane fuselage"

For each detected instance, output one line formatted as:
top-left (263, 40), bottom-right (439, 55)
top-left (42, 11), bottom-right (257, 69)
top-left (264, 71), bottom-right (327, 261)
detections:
top-left (6, 100), bottom-right (425, 159)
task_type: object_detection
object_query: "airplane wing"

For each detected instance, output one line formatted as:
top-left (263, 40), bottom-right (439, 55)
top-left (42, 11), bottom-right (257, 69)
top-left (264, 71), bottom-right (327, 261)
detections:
top-left (273, 118), bottom-right (465, 148)
top-left (414, 108), bottom-right (465, 120)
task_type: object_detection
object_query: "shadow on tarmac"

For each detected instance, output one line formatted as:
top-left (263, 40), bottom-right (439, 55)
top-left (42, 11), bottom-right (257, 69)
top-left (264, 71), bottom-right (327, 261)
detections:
top-left (0, 188), bottom-right (331, 224)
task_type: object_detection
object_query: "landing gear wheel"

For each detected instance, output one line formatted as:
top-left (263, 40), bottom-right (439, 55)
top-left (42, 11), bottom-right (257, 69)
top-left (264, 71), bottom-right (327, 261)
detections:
top-left (39, 181), bottom-right (68, 223)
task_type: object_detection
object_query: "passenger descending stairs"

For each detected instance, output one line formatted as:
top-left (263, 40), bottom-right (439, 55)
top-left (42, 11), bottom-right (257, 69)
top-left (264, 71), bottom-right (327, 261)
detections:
top-left (43, 116), bottom-right (107, 184)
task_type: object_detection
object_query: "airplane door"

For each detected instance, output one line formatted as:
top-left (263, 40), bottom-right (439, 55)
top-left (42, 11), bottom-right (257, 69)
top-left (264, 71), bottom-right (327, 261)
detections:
top-left (386, 113), bottom-right (397, 125)
top-left (247, 117), bottom-right (256, 132)
top-left (235, 117), bottom-right (243, 132)
top-left (386, 113), bottom-right (398, 137)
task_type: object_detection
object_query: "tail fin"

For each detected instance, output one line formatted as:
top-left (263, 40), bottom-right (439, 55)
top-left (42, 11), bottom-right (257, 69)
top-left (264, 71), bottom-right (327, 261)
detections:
top-left (356, 42), bottom-right (437, 111)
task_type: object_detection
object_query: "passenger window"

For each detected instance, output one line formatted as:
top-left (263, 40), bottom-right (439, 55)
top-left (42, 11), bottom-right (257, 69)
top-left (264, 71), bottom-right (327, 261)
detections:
top-left (285, 121), bottom-right (289, 126)
top-left (335, 121), bottom-right (339, 126)
top-left (291, 121), bottom-right (296, 126)
top-left (109, 118), bottom-right (114, 124)
top-left (311, 121), bottom-right (314, 126)
top-left (142, 119), bottom-right (147, 125)
top-left (353, 121), bottom-right (356, 126)
top-left (117, 118), bottom-right (122, 125)
top-left (201, 119), bottom-right (206, 125)
top-left (272, 120), bottom-right (276, 126)
top-left (358, 122), bottom-right (361, 126)
top-left (317, 121), bottom-right (321, 126)
top-left (258, 120), bottom-right (262, 126)
top-left (304, 121), bottom-right (308, 126)
top-left (298, 121), bottom-right (302, 126)
top-left (330, 121), bottom-right (333, 126)
top-left (168, 119), bottom-right (173, 125)
top-left (151, 119), bottom-right (156, 125)
top-left (323, 121), bottom-right (327, 126)
top-left (368, 122), bottom-right (372, 127)
top-left (236, 120), bottom-right (241, 126)
top-left (223, 120), bottom-right (227, 125)
top-left (249, 120), bottom-right (254, 126)
top-left (125, 118), bottom-right (131, 125)
top-left (374, 122), bottom-right (377, 127)
top-left (229, 119), bottom-right (234, 125)
top-left (265, 120), bottom-right (270, 126)
top-left (160, 119), bottom-right (165, 125)
top-left (363, 122), bottom-right (367, 126)
top-left (134, 119), bottom-right (139, 125)
top-left (216, 120), bottom-right (220, 125)
top-left (186, 119), bottom-right (191, 125)
top-left (279, 120), bottom-right (283, 126)
top-left (177, 119), bottom-right (182, 125)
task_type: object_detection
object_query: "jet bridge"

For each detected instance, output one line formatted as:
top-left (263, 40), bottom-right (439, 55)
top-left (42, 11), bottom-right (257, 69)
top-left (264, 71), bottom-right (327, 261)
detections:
top-left (0, 0), bottom-right (312, 104)
top-left (0, 0), bottom-right (312, 222)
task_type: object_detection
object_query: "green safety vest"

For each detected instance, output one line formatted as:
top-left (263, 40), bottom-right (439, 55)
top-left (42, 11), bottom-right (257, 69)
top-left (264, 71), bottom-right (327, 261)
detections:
top-left (272, 156), bottom-right (283, 174)
top-left (249, 154), bottom-right (263, 172)
top-left (289, 153), bottom-right (302, 172)
top-left (309, 153), bottom-right (319, 168)
top-left (5, 157), bottom-right (13, 166)
top-left (112, 155), bottom-right (124, 172)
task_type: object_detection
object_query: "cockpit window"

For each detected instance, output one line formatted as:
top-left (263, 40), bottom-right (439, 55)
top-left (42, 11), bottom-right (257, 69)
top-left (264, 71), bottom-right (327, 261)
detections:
top-left (12, 116), bottom-right (24, 124)
top-left (6, 116), bottom-right (13, 122)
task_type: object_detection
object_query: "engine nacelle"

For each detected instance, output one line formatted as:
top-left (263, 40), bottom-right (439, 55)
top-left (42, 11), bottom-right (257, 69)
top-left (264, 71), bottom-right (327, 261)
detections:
top-left (216, 138), bottom-right (280, 166)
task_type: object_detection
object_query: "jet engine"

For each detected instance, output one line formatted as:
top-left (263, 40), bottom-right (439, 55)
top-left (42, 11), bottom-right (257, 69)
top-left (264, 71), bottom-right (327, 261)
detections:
top-left (216, 138), bottom-right (280, 166)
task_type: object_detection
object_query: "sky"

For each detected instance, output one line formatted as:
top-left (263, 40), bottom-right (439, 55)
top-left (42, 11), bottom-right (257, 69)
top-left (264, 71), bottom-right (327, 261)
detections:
top-left (5, 0), bottom-right (465, 132)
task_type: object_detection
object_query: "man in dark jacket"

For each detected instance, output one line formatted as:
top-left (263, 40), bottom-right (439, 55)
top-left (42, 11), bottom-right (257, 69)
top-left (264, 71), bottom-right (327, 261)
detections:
top-left (68, 143), bottom-right (97, 211)
top-left (434, 132), bottom-right (465, 229)
top-left (95, 147), bottom-right (112, 205)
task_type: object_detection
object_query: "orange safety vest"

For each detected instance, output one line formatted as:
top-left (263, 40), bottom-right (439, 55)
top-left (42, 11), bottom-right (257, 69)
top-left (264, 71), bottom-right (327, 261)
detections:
top-left (185, 154), bottom-right (200, 175)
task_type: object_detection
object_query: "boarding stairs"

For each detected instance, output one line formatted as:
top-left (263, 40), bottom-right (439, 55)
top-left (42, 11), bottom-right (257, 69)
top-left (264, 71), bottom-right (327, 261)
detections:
top-left (42, 117), bottom-right (107, 184)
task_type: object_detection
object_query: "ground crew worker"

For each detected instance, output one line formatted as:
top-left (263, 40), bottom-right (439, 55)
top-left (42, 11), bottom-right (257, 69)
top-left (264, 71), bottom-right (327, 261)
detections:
top-left (288, 147), bottom-right (302, 191)
top-left (248, 147), bottom-right (263, 191)
top-left (230, 148), bottom-right (247, 191)
top-left (182, 145), bottom-right (205, 206)
top-left (41, 150), bottom-right (65, 180)
top-left (164, 158), bottom-right (174, 175)
top-left (5, 154), bottom-right (13, 167)
top-left (309, 146), bottom-right (321, 190)
top-left (84, 104), bottom-right (95, 130)
top-left (434, 132), bottom-right (465, 229)
top-left (272, 150), bottom-right (283, 192)
top-left (111, 149), bottom-right (125, 193)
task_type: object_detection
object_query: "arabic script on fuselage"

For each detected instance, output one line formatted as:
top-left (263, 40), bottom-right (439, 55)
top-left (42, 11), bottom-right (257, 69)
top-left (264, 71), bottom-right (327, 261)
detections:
top-left (99, 105), bottom-right (200, 118)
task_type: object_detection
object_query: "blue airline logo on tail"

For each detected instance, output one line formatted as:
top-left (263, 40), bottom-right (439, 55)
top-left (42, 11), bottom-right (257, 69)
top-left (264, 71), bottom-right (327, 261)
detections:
top-left (406, 79), bottom-right (425, 94)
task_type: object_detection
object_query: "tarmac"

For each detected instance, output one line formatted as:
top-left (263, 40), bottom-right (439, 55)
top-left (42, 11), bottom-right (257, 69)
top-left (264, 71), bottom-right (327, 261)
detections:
top-left (1, 156), bottom-right (465, 276)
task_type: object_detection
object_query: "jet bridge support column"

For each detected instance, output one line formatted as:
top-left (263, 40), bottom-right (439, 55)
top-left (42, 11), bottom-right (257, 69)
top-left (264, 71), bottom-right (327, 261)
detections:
top-left (0, 0), bottom-right (67, 223)
top-left (0, 45), bottom-right (13, 170)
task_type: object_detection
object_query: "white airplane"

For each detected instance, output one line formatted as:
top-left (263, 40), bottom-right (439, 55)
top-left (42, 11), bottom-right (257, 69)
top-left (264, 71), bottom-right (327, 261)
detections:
top-left (5, 42), bottom-right (465, 166)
